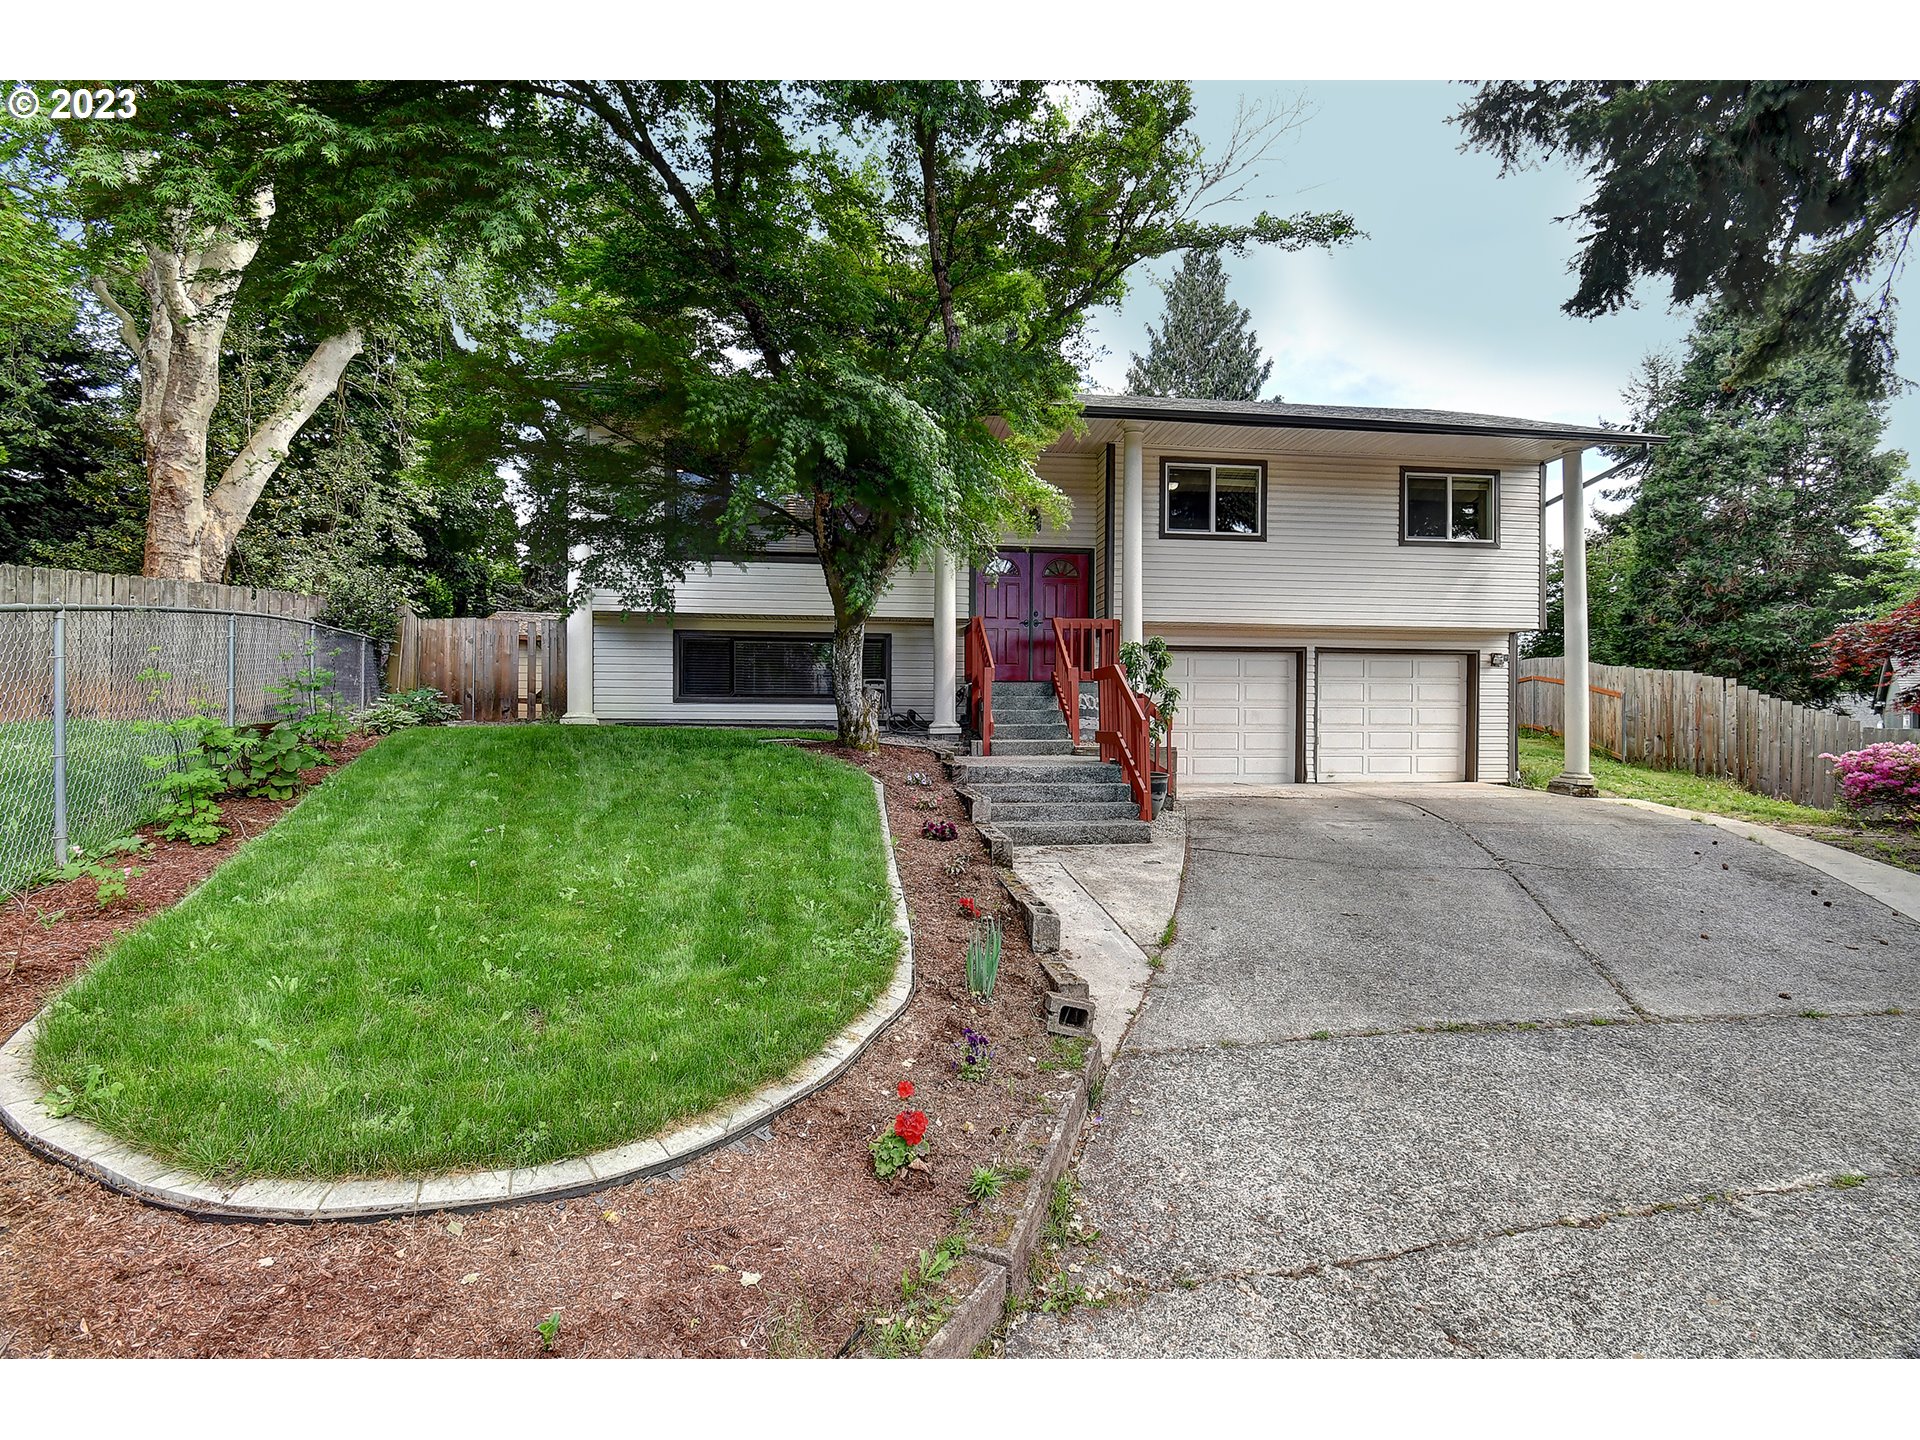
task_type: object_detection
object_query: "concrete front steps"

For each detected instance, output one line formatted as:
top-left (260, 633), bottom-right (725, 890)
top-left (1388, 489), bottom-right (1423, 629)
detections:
top-left (951, 747), bottom-right (1155, 853)
top-left (975, 680), bottom-right (1076, 756)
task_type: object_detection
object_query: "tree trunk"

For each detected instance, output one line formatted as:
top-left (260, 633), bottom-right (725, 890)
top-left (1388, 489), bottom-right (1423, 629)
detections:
top-left (93, 185), bottom-right (368, 581)
top-left (831, 612), bottom-right (879, 750)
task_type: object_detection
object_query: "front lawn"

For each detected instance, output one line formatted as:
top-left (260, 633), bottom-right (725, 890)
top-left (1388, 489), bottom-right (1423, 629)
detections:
top-left (31, 725), bottom-right (899, 1179)
top-left (1515, 729), bottom-right (1842, 826)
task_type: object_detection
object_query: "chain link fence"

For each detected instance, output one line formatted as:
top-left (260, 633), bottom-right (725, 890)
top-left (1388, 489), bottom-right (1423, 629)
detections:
top-left (0, 604), bottom-right (383, 895)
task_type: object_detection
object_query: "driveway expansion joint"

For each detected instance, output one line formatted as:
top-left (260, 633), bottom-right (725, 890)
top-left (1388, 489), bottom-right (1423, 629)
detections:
top-left (1394, 795), bottom-right (1657, 1019)
top-left (1069, 1167), bottom-right (1920, 1309)
top-left (0, 774), bottom-right (917, 1223)
top-left (1116, 1005), bottom-right (1912, 1061)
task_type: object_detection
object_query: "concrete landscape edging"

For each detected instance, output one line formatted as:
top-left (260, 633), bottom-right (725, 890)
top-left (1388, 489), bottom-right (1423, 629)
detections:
top-left (918, 1037), bottom-right (1106, 1358)
top-left (0, 774), bottom-right (916, 1222)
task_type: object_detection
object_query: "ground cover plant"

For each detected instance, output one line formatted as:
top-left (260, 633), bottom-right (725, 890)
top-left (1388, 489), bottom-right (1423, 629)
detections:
top-left (30, 725), bottom-right (899, 1178)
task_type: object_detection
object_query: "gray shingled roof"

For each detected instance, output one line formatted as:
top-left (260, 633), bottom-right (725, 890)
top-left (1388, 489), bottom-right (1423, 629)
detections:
top-left (1076, 392), bottom-right (1662, 445)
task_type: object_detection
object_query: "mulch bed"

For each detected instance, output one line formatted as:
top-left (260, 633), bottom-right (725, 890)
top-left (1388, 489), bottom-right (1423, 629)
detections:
top-left (0, 734), bottom-right (1058, 1358)
top-left (1776, 821), bottom-right (1920, 877)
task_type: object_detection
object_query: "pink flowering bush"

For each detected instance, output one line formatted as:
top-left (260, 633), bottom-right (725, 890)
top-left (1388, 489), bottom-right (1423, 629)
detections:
top-left (1821, 742), bottom-right (1920, 823)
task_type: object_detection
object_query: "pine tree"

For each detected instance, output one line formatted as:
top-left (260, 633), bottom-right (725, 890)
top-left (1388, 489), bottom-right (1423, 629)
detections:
top-left (1125, 251), bottom-right (1275, 401)
top-left (1553, 304), bottom-right (1908, 703)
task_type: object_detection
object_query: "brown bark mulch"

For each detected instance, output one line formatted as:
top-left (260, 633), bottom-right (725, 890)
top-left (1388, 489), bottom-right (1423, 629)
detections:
top-left (0, 735), bottom-right (1057, 1358)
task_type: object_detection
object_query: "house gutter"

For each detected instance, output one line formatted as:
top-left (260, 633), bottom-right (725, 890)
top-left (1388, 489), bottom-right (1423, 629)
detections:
top-left (1542, 444), bottom-right (1652, 507)
top-left (1077, 399), bottom-right (1664, 450)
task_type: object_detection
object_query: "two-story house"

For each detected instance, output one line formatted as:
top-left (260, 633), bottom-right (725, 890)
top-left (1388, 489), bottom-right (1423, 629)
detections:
top-left (561, 393), bottom-right (1651, 801)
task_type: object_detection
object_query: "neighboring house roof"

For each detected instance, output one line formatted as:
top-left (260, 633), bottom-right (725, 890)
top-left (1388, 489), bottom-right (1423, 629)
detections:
top-left (1076, 392), bottom-right (1664, 448)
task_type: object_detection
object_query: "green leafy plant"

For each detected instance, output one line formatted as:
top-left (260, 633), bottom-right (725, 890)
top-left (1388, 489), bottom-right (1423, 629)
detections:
top-left (389, 687), bottom-right (460, 723)
top-left (231, 722), bottom-right (327, 800)
top-left (534, 1310), bottom-right (562, 1351)
top-left (349, 697), bottom-right (424, 735)
top-left (132, 710), bottom-right (254, 845)
top-left (43, 1063), bottom-right (123, 1119)
top-left (966, 1165), bottom-right (1005, 1203)
top-left (1119, 636), bottom-right (1181, 744)
top-left (965, 917), bottom-right (1002, 998)
top-left (52, 839), bottom-right (146, 907)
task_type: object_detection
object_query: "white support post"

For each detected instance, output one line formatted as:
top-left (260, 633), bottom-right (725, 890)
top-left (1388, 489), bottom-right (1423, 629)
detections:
top-left (1121, 421), bottom-right (1145, 646)
top-left (561, 556), bottom-right (597, 724)
top-left (1549, 446), bottom-right (1597, 796)
top-left (929, 545), bottom-right (959, 741)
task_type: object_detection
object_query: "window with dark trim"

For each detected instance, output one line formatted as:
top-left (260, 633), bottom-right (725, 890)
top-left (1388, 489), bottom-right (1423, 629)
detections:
top-left (1160, 459), bottom-right (1266, 539)
top-left (673, 632), bottom-right (889, 702)
top-left (1400, 469), bottom-right (1499, 546)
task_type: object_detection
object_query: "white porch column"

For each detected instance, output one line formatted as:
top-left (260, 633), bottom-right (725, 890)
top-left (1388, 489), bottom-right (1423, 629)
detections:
top-left (1549, 447), bottom-right (1596, 795)
top-left (1121, 421), bottom-right (1145, 645)
top-left (929, 544), bottom-right (960, 740)
top-left (561, 556), bottom-right (597, 724)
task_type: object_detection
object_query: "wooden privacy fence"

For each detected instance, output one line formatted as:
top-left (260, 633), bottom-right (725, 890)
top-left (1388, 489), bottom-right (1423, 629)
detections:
top-left (1516, 656), bottom-right (1900, 811)
top-left (0, 562), bottom-right (325, 619)
top-left (386, 612), bottom-right (567, 722)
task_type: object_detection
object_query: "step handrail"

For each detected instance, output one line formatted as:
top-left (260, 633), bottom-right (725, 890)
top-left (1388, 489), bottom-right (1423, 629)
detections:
top-left (1051, 617), bottom-right (1120, 745)
top-left (1091, 661), bottom-right (1154, 821)
top-left (965, 615), bottom-right (994, 755)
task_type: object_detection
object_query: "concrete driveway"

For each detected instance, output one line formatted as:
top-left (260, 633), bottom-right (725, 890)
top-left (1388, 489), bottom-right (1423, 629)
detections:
top-left (1005, 785), bottom-right (1920, 1357)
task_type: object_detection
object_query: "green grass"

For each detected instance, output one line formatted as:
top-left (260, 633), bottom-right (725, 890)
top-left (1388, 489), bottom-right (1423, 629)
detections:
top-left (0, 718), bottom-right (174, 893)
top-left (32, 725), bottom-right (899, 1180)
top-left (1516, 731), bottom-right (1843, 827)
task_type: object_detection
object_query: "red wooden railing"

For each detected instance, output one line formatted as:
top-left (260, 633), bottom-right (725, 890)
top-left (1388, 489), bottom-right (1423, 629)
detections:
top-left (1091, 663), bottom-right (1156, 821)
top-left (964, 615), bottom-right (994, 754)
top-left (1050, 618), bottom-right (1120, 745)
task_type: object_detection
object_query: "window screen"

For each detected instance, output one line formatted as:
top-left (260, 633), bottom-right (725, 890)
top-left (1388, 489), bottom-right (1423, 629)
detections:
top-left (676, 633), bottom-right (889, 699)
top-left (1164, 462), bottom-right (1264, 536)
top-left (1403, 472), bottom-right (1496, 544)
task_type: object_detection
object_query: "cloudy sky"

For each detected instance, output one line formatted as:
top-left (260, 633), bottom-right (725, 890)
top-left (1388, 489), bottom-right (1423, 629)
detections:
top-left (1082, 81), bottom-right (1920, 470)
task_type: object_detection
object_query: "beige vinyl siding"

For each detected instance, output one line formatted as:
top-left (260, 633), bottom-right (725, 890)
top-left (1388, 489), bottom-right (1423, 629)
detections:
top-left (1151, 623), bottom-right (1512, 784)
top-left (1112, 447), bottom-right (1542, 631)
top-left (593, 615), bottom-right (935, 723)
top-left (596, 451), bottom-right (1101, 625)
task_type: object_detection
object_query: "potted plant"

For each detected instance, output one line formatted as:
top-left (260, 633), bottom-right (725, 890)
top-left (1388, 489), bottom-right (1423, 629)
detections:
top-left (1119, 637), bottom-right (1181, 807)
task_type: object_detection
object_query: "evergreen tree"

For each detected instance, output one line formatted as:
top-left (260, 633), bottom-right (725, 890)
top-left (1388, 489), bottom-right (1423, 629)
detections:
top-left (1125, 251), bottom-right (1275, 401)
top-left (1543, 305), bottom-right (1908, 702)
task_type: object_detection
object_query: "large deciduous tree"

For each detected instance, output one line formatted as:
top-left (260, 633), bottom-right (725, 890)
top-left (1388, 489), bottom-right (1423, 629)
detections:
top-left (1454, 82), bottom-right (1920, 390)
top-left (1125, 249), bottom-right (1275, 400)
top-left (21, 81), bottom-right (538, 581)
top-left (472, 81), bottom-right (1353, 746)
top-left (1536, 305), bottom-right (1908, 703)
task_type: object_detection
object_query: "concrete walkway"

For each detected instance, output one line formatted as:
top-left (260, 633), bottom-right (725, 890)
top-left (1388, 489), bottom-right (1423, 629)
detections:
top-left (1006, 784), bottom-right (1920, 1357)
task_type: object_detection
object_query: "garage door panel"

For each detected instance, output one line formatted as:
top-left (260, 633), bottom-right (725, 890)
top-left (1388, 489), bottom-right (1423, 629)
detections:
top-left (1317, 652), bottom-right (1467, 783)
top-left (1170, 649), bottom-right (1297, 785)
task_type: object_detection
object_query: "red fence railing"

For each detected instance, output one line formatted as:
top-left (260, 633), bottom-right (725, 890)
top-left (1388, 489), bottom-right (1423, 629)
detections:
top-left (1091, 662), bottom-right (1155, 821)
top-left (1050, 617), bottom-right (1120, 746)
top-left (965, 615), bottom-right (994, 755)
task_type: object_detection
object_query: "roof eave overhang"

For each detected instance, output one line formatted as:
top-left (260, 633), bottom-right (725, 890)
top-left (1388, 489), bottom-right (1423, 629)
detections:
top-left (1075, 398), bottom-right (1663, 450)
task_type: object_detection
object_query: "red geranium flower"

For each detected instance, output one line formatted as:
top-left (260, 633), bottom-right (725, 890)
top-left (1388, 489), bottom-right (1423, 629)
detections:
top-left (897, 1080), bottom-right (915, 1099)
top-left (894, 1110), bottom-right (929, 1147)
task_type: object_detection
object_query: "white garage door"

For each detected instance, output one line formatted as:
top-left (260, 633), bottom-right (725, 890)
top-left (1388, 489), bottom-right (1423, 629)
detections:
top-left (1169, 650), bottom-right (1297, 785)
top-left (1317, 652), bottom-right (1468, 782)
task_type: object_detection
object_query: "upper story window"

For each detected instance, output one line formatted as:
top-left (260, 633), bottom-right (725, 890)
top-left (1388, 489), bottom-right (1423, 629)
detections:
top-left (1401, 469), bottom-right (1499, 547)
top-left (1161, 460), bottom-right (1266, 539)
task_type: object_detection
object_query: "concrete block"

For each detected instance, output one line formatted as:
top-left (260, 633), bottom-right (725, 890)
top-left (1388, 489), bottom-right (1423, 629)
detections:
top-left (1005, 875), bottom-right (1062, 953)
top-left (1045, 990), bottom-right (1096, 1039)
top-left (1037, 956), bottom-right (1088, 998)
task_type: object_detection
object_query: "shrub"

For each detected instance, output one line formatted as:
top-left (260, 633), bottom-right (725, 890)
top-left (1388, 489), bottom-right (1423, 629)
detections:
top-left (351, 698), bottom-right (424, 734)
top-left (1822, 742), bottom-right (1920, 822)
